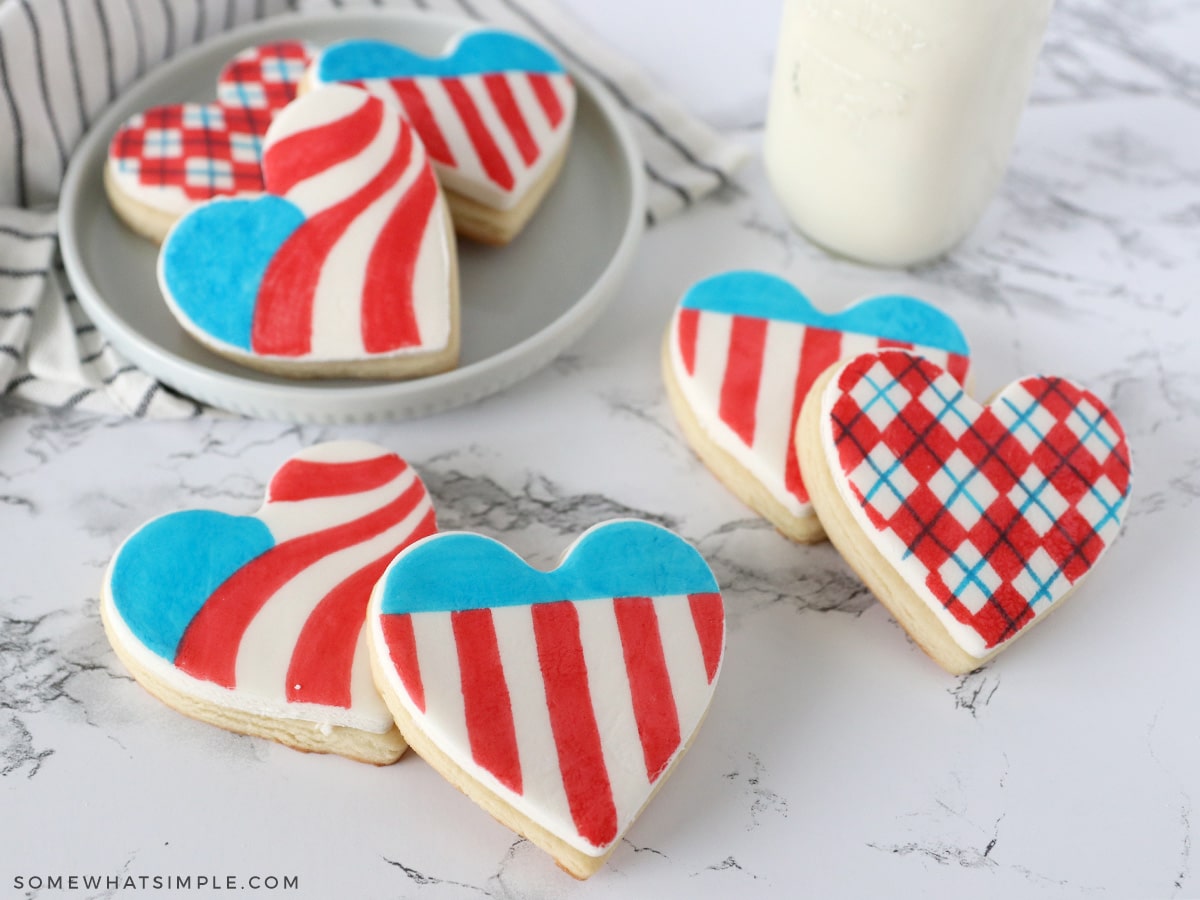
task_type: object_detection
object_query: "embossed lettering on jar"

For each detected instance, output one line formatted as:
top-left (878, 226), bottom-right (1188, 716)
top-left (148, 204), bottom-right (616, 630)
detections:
top-left (764, 0), bottom-right (1053, 266)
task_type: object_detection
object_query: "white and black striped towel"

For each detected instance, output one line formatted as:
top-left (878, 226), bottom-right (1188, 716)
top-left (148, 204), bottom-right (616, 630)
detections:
top-left (0, 0), bottom-right (748, 418)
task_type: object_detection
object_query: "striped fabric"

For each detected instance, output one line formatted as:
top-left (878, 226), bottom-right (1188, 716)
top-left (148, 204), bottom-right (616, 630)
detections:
top-left (0, 0), bottom-right (747, 417)
top-left (825, 351), bottom-right (1132, 656)
top-left (109, 441), bottom-right (437, 730)
top-left (0, 207), bottom-right (199, 417)
top-left (372, 521), bottom-right (725, 856)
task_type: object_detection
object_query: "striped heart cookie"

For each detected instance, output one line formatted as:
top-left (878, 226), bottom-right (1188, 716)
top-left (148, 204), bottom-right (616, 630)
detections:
top-left (663, 271), bottom-right (970, 543)
top-left (101, 441), bottom-right (437, 763)
top-left (310, 29), bottom-right (576, 244)
top-left (797, 350), bottom-right (1132, 674)
top-left (158, 84), bottom-right (458, 380)
top-left (368, 520), bottom-right (724, 878)
top-left (106, 41), bottom-right (315, 243)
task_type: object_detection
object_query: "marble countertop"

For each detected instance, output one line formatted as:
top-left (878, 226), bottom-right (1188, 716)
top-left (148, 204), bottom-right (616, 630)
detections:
top-left (4, 1), bottom-right (1199, 897)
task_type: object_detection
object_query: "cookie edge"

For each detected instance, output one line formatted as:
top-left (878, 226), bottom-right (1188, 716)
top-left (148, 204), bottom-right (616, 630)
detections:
top-left (100, 572), bottom-right (408, 765)
top-left (796, 361), bottom-right (988, 674)
top-left (661, 325), bottom-right (826, 544)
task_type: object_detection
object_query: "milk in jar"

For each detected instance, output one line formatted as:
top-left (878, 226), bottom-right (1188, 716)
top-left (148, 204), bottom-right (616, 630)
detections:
top-left (764, 0), bottom-right (1053, 266)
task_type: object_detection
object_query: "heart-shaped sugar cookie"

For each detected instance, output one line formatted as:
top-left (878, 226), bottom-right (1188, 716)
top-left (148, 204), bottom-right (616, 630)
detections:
top-left (106, 41), bottom-right (315, 242)
top-left (664, 271), bottom-right (970, 543)
top-left (368, 520), bottom-right (724, 878)
top-left (102, 441), bottom-right (437, 763)
top-left (797, 350), bottom-right (1132, 673)
top-left (310, 29), bottom-right (576, 244)
top-left (158, 84), bottom-right (459, 379)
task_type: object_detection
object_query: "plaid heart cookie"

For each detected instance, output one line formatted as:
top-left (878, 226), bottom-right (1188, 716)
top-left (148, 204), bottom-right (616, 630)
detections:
top-left (158, 84), bottom-right (458, 380)
top-left (367, 520), bottom-right (724, 879)
top-left (311, 29), bottom-right (576, 244)
top-left (797, 350), bottom-right (1132, 673)
top-left (663, 271), bottom-right (970, 543)
top-left (106, 41), bottom-right (314, 242)
top-left (101, 441), bottom-right (438, 763)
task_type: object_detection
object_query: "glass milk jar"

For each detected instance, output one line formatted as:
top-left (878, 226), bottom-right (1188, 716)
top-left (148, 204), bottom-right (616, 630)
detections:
top-left (764, 0), bottom-right (1053, 266)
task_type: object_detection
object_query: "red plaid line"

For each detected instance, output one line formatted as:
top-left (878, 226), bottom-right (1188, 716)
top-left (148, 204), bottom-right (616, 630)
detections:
top-left (108, 41), bottom-right (313, 201)
top-left (829, 351), bottom-right (1132, 652)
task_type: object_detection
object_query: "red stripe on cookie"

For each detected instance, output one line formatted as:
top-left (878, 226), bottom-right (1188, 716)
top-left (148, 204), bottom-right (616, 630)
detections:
top-left (252, 108), bottom-right (411, 356)
top-left (285, 551), bottom-right (395, 708)
top-left (484, 74), bottom-right (539, 167)
top-left (785, 325), bottom-right (843, 503)
top-left (613, 597), bottom-right (681, 783)
top-left (381, 613), bottom-right (426, 713)
top-left (263, 94), bottom-right (381, 195)
top-left (269, 455), bottom-right (407, 502)
top-left (947, 352), bottom-right (970, 387)
top-left (718, 315), bottom-right (768, 446)
top-left (176, 479), bottom-right (428, 687)
top-left (443, 78), bottom-right (515, 192)
top-left (528, 73), bottom-right (564, 128)
top-left (361, 155), bottom-right (439, 353)
top-left (676, 307), bottom-right (700, 376)
top-left (390, 79), bottom-right (457, 167)
top-left (687, 592), bottom-right (725, 684)
top-left (452, 608), bottom-right (524, 795)
top-left (532, 601), bottom-right (618, 848)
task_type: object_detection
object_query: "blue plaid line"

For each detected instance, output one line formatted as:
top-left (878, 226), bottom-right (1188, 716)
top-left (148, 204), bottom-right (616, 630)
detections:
top-left (185, 158), bottom-right (228, 189)
top-left (1067, 401), bottom-right (1127, 534)
top-left (262, 53), bottom-right (297, 84)
top-left (230, 132), bottom-right (263, 160)
top-left (1021, 556), bottom-right (1063, 608)
top-left (898, 462), bottom-right (991, 563)
top-left (231, 79), bottom-right (260, 111)
top-left (185, 106), bottom-right (223, 129)
top-left (143, 130), bottom-right (179, 157)
top-left (935, 461), bottom-right (992, 523)
top-left (1011, 470), bottom-right (1062, 537)
top-left (857, 371), bottom-right (906, 421)
top-left (922, 376), bottom-right (972, 435)
top-left (856, 372), bottom-right (912, 512)
top-left (861, 371), bottom-right (972, 535)
top-left (1005, 392), bottom-right (1126, 536)
top-left (1000, 393), bottom-right (1047, 447)
top-left (1097, 490), bottom-right (1128, 534)
top-left (1068, 400), bottom-right (1119, 457)
top-left (947, 549), bottom-right (997, 606)
top-left (859, 451), bottom-right (909, 518)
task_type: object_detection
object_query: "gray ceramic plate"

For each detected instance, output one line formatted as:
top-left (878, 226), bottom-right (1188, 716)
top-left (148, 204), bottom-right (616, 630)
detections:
top-left (59, 11), bottom-right (644, 423)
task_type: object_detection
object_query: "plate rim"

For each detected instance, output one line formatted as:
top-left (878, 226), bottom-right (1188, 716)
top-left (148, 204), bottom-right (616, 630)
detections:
top-left (58, 9), bottom-right (645, 422)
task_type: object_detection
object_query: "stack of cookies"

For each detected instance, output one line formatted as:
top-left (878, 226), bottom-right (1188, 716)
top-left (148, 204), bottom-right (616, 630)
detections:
top-left (663, 270), bottom-right (1133, 674)
top-left (104, 30), bottom-right (577, 381)
top-left (102, 441), bottom-right (726, 880)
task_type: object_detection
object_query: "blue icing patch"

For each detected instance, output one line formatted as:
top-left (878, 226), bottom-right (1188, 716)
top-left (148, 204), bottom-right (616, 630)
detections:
top-left (110, 511), bottom-right (274, 662)
top-left (318, 30), bottom-right (565, 82)
top-left (160, 196), bottom-right (305, 351)
top-left (680, 271), bottom-right (969, 357)
top-left (379, 520), bottom-right (718, 615)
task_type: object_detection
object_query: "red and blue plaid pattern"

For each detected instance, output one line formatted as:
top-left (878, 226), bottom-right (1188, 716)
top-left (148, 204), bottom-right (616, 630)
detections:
top-left (827, 351), bottom-right (1132, 654)
top-left (108, 41), bottom-right (313, 201)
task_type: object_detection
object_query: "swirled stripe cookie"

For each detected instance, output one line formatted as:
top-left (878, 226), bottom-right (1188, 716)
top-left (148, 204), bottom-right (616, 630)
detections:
top-left (102, 441), bottom-right (437, 763)
top-left (158, 85), bottom-right (458, 379)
